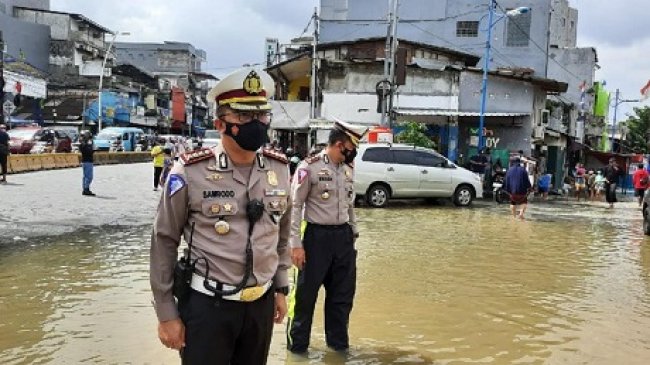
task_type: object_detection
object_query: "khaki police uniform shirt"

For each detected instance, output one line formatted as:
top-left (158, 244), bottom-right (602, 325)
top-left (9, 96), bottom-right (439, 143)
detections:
top-left (150, 144), bottom-right (292, 322)
top-left (289, 151), bottom-right (357, 249)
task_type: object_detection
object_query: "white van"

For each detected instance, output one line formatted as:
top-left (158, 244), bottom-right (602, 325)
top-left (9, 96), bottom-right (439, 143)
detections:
top-left (354, 143), bottom-right (483, 207)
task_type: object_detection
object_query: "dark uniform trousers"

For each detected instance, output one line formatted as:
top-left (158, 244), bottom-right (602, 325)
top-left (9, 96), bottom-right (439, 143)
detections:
top-left (180, 286), bottom-right (275, 365)
top-left (288, 223), bottom-right (356, 352)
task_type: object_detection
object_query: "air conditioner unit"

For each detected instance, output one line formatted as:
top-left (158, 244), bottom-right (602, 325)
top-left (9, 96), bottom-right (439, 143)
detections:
top-left (533, 126), bottom-right (545, 139)
top-left (540, 109), bottom-right (550, 126)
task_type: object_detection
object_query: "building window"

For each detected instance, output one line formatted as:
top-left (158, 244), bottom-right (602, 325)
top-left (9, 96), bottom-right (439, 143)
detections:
top-left (505, 10), bottom-right (531, 47)
top-left (456, 21), bottom-right (479, 37)
top-left (561, 18), bottom-right (566, 27)
top-left (570, 20), bottom-right (575, 29)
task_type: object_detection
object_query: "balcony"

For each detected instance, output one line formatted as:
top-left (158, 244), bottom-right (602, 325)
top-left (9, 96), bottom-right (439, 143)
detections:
top-left (547, 117), bottom-right (567, 134)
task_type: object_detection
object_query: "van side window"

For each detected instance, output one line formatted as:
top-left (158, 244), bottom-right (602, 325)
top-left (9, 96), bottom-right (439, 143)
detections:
top-left (362, 147), bottom-right (393, 163)
top-left (415, 151), bottom-right (446, 167)
top-left (393, 150), bottom-right (417, 165)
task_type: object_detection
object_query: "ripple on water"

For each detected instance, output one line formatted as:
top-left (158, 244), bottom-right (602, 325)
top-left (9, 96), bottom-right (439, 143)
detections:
top-left (1, 203), bottom-right (650, 364)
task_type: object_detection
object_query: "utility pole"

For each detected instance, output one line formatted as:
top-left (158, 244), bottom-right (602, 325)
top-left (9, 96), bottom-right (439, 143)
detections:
top-left (0, 31), bottom-right (5, 124)
top-left (380, 0), bottom-right (399, 128)
top-left (309, 7), bottom-right (319, 119)
top-left (611, 88), bottom-right (619, 153)
top-left (610, 88), bottom-right (640, 153)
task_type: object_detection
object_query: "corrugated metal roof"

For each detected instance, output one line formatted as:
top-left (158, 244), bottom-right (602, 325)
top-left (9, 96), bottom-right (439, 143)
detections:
top-left (395, 108), bottom-right (530, 117)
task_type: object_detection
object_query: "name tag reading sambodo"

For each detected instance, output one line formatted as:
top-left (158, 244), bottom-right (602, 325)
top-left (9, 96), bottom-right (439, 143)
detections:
top-left (203, 190), bottom-right (236, 199)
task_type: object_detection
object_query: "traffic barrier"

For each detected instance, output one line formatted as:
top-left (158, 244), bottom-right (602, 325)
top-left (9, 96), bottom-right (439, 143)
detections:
top-left (8, 151), bottom-right (152, 174)
top-left (66, 154), bottom-right (80, 168)
top-left (93, 152), bottom-right (107, 165)
top-left (54, 154), bottom-right (68, 168)
top-left (41, 155), bottom-right (57, 170)
top-left (26, 155), bottom-right (43, 171)
top-left (8, 155), bottom-right (28, 173)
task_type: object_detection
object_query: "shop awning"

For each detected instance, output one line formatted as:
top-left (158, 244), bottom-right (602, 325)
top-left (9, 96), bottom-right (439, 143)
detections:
top-left (394, 108), bottom-right (530, 117)
top-left (271, 101), bottom-right (310, 130)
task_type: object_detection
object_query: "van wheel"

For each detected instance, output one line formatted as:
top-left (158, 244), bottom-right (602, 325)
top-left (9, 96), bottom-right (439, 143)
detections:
top-left (453, 185), bottom-right (474, 207)
top-left (366, 184), bottom-right (390, 208)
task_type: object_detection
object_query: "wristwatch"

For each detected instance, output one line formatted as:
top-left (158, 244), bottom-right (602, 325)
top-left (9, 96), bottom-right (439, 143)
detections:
top-left (275, 286), bottom-right (289, 296)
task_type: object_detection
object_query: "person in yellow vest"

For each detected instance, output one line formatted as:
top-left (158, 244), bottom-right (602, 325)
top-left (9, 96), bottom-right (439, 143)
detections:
top-left (151, 140), bottom-right (165, 191)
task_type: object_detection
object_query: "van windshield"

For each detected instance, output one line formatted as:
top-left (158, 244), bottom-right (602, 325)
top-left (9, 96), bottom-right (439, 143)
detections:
top-left (96, 132), bottom-right (120, 140)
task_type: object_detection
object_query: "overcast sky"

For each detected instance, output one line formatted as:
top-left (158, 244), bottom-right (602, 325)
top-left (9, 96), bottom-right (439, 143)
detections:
top-left (52, 0), bottom-right (649, 119)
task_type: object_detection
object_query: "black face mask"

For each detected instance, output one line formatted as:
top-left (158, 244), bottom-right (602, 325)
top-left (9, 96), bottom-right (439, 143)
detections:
top-left (224, 119), bottom-right (268, 151)
top-left (341, 147), bottom-right (357, 164)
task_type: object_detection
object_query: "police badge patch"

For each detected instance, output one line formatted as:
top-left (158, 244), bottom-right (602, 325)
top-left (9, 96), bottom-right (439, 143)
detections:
top-left (168, 174), bottom-right (187, 197)
top-left (297, 169), bottom-right (309, 184)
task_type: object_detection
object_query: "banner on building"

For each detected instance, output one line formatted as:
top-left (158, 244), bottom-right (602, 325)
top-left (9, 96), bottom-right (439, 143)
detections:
top-left (2, 70), bottom-right (47, 99)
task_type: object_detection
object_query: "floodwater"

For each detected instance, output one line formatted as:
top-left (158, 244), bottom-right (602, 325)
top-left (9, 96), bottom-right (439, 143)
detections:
top-left (1, 201), bottom-right (650, 364)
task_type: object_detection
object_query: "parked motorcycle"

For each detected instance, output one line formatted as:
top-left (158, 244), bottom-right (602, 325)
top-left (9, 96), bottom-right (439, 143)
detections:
top-left (492, 170), bottom-right (509, 204)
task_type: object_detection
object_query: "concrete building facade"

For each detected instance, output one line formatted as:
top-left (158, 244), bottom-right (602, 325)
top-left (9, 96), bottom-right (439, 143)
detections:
top-left (319, 0), bottom-right (598, 143)
top-left (0, 0), bottom-right (50, 72)
top-left (114, 41), bottom-right (212, 134)
top-left (13, 6), bottom-right (113, 85)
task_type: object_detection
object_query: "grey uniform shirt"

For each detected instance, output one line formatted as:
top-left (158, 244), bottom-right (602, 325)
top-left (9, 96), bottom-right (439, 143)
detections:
top-left (150, 144), bottom-right (292, 322)
top-left (289, 151), bottom-right (357, 249)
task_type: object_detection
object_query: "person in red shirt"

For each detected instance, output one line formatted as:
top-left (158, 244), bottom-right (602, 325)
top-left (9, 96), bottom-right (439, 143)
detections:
top-left (632, 163), bottom-right (649, 207)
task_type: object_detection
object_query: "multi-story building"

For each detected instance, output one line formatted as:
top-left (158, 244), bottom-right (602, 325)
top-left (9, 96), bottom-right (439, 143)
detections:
top-left (266, 38), bottom-right (566, 162)
top-left (115, 42), bottom-right (214, 134)
top-left (0, 0), bottom-right (49, 124)
top-left (319, 0), bottom-right (598, 143)
top-left (13, 6), bottom-right (113, 84)
top-left (11, 5), bottom-right (116, 126)
top-left (0, 0), bottom-right (50, 72)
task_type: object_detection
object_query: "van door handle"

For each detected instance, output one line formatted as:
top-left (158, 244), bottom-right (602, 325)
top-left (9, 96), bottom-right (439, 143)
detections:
top-left (387, 167), bottom-right (394, 172)
top-left (421, 170), bottom-right (428, 174)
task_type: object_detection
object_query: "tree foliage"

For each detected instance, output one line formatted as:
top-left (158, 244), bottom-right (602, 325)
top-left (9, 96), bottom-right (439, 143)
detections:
top-left (623, 106), bottom-right (650, 153)
top-left (395, 121), bottom-right (435, 149)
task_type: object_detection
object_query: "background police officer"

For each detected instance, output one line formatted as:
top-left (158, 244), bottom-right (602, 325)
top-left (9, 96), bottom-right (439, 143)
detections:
top-left (150, 68), bottom-right (292, 364)
top-left (287, 120), bottom-right (367, 353)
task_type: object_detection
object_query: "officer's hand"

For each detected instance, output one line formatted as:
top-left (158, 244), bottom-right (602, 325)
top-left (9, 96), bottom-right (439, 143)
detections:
top-left (292, 248), bottom-right (306, 270)
top-left (274, 293), bottom-right (288, 324)
top-left (158, 318), bottom-right (185, 350)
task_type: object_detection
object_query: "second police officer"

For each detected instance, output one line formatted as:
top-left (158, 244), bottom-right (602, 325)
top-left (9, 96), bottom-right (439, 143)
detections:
top-left (287, 120), bottom-right (368, 353)
top-left (150, 67), bottom-right (292, 364)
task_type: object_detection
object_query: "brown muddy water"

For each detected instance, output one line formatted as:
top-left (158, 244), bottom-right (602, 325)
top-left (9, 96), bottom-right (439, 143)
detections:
top-left (1, 201), bottom-right (650, 364)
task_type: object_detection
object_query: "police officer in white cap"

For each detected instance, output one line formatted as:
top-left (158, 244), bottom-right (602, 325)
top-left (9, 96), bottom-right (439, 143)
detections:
top-left (287, 119), bottom-right (368, 353)
top-left (150, 67), bottom-right (292, 364)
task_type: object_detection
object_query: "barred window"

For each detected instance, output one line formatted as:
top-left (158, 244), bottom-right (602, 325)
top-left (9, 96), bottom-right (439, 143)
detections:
top-left (505, 11), bottom-right (532, 47)
top-left (456, 21), bottom-right (479, 37)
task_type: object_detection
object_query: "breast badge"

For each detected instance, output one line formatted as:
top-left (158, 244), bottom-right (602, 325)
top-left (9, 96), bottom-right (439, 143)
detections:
top-left (267, 171), bottom-right (278, 186)
top-left (321, 191), bottom-right (330, 200)
top-left (214, 220), bottom-right (230, 235)
top-left (206, 173), bottom-right (223, 182)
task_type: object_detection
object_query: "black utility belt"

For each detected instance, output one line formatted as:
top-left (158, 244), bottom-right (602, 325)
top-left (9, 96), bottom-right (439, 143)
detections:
top-left (306, 222), bottom-right (349, 230)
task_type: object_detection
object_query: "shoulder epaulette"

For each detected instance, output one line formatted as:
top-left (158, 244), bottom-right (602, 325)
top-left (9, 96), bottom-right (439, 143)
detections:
top-left (180, 148), bottom-right (214, 165)
top-left (305, 155), bottom-right (321, 164)
top-left (262, 148), bottom-right (288, 164)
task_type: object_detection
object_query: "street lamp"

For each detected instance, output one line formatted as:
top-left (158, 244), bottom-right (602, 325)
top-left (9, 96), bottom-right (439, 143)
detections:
top-left (610, 88), bottom-right (639, 152)
top-left (477, 2), bottom-right (530, 151)
top-left (98, 31), bottom-right (130, 131)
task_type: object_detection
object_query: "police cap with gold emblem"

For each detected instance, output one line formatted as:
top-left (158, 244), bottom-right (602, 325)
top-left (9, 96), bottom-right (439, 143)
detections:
top-left (332, 118), bottom-right (369, 147)
top-left (207, 67), bottom-right (275, 111)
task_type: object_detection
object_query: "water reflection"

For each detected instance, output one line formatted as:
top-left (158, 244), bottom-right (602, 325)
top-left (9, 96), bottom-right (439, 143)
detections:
top-left (0, 202), bottom-right (649, 364)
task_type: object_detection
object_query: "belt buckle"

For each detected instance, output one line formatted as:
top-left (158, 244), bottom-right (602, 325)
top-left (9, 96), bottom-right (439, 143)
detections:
top-left (240, 285), bottom-right (265, 302)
